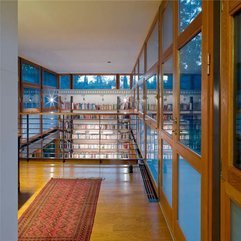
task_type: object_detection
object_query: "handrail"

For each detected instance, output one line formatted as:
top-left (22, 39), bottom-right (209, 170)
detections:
top-left (18, 112), bottom-right (141, 163)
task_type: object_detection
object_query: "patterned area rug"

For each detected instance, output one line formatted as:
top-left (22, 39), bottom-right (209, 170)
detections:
top-left (18, 178), bottom-right (102, 241)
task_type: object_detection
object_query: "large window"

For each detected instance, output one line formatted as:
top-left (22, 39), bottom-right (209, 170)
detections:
top-left (179, 0), bottom-right (202, 32)
top-left (234, 12), bottom-right (241, 169)
top-left (73, 75), bottom-right (116, 89)
top-left (178, 156), bottom-right (201, 241)
top-left (21, 63), bottom-right (40, 85)
top-left (179, 33), bottom-right (202, 155)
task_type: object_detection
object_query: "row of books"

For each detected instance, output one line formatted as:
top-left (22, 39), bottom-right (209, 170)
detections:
top-left (73, 103), bottom-right (118, 111)
top-left (72, 153), bottom-right (131, 159)
top-left (72, 143), bottom-right (130, 150)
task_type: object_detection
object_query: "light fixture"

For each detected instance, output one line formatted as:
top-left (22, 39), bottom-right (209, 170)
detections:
top-left (107, 61), bottom-right (111, 64)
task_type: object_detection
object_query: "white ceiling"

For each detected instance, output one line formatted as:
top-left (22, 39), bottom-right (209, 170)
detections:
top-left (18, 0), bottom-right (161, 74)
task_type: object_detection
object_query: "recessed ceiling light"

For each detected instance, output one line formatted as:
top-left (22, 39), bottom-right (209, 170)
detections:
top-left (107, 61), bottom-right (111, 64)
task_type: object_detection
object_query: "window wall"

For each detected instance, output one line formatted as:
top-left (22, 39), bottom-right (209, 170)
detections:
top-left (131, 0), bottom-right (213, 240)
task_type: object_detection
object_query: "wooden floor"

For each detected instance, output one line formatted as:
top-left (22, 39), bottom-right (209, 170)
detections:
top-left (18, 161), bottom-right (173, 241)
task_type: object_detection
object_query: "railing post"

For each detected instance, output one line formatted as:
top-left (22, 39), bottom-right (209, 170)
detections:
top-left (27, 114), bottom-right (29, 162)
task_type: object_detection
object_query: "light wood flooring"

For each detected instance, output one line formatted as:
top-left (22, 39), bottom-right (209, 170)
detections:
top-left (18, 161), bottom-right (173, 241)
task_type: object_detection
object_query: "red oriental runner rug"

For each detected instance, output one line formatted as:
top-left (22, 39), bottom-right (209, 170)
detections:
top-left (18, 178), bottom-right (102, 241)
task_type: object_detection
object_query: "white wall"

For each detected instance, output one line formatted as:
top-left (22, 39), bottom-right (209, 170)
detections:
top-left (0, 0), bottom-right (18, 240)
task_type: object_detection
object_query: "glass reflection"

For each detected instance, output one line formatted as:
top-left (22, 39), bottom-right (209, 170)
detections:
top-left (146, 75), bottom-right (157, 121)
top-left (138, 83), bottom-right (144, 114)
top-left (163, 57), bottom-right (173, 135)
top-left (147, 23), bottom-right (159, 70)
top-left (231, 201), bottom-right (241, 241)
top-left (162, 141), bottom-right (172, 206)
top-left (179, 33), bottom-right (202, 155)
top-left (234, 12), bottom-right (241, 169)
top-left (162, 2), bottom-right (173, 51)
top-left (146, 125), bottom-right (158, 184)
top-left (178, 156), bottom-right (201, 241)
top-left (179, 0), bottom-right (202, 32)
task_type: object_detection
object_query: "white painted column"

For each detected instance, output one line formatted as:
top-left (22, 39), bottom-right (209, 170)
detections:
top-left (0, 0), bottom-right (18, 240)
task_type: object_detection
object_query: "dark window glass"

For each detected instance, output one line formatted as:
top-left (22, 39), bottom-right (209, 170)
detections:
top-left (119, 75), bottom-right (130, 89)
top-left (21, 63), bottom-right (40, 84)
top-left (43, 71), bottom-right (58, 88)
top-left (60, 75), bottom-right (71, 89)
top-left (179, 33), bottom-right (202, 155)
top-left (23, 88), bottom-right (41, 109)
top-left (234, 12), bottom-right (241, 169)
top-left (163, 57), bottom-right (173, 135)
top-left (73, 75), bottom-right (116, 89)
top-left (179, 0), bottom-right (202, 32)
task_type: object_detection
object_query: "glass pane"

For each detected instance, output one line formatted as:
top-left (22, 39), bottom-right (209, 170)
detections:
top-left (231, 201), bottom-right (241, 241)
top-left (73, 75), bottom-right (116, 89)
top-left (178, 156), bottom-right (201, 241)
top-left (43, 71), bottom-right (58, 88)
top-left (139, 50), bottom-right (145, 80)
top-left (23, 88), bottom-right (41, 109)
top-left (162, 2), bottom-right (173, 51)
top-left (138, 83), bottom-right (144, 113)
top-left (119, 75), bottom-right (130, 89)
top-left (60, 75), bottom-right (71, 89)
top-left (146, 125), bottom-right (158, 184)
top-left (179, 33), bottom-right (202, 155)
top-left (146, 75), bottom-right (157, 121)
top-left (163, 57), bottom-right (173, 135)
top-left (179, 0), bottom-right (202, 32)
top-left (162, 141), bottom-right (172, 206)
top-left (234, 12), bottom-right (241, 169)
top-left (21, 63), bottom-right (40, 85)
top-left (147, 22), bottom-right (158, 70)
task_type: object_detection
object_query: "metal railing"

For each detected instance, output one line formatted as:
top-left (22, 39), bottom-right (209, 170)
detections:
top-left (18, 112), bottom-right (141, 163)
